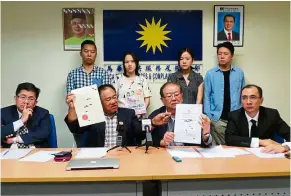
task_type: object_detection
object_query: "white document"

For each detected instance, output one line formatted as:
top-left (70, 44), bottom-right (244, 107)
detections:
top-left (245, 148), bottom-right (285, 158)
top-left (72, 84), bottom-right (106, 127)
top-left (196, 145), bottom-right (235, 158)
top-left (19, 151), bottom-right (60, 162)
top-left (1, 149), bottom-right (32, 159)
top-left (224, 148), bottom-right (251, 156)
top-left (174, 104), bottom-right (202, 144)
top-left (167, 148), bottom-right (202, 158)
top-left (75, 148), bottom-right (108, 159)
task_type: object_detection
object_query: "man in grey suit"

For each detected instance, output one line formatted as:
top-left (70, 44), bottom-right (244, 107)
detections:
top-left (217, 14), bottom-right (240, 41)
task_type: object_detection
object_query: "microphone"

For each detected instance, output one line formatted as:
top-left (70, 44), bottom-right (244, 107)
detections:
top-left (142, 119), bottom-right (153, 146)
top-left (116, 121), bottom-right (124, 146)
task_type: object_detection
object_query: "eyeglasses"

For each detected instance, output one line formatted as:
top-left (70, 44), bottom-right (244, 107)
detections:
top-left (163, 92), bottom-right (181, 99)
top-left (17, 95), bottom-right (36, 102)
top-left (241, 95), bottom-right (260, 101)
top-left (104, 95), bottom-right (118, 102)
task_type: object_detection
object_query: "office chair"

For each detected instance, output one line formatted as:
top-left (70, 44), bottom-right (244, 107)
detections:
top-left (48, 114), bottom-right (58, 148)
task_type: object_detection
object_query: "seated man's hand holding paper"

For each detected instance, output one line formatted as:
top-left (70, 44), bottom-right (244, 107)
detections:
top-left (200, 114), bottom-right (211, 142)
top-left (66, 93), bottom-right (75, 109)
top-left (161, 132), bottom-right (174, 146)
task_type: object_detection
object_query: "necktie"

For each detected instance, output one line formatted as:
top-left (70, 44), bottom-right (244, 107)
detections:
top-left (250, 119), bottom-right (258, 138)
top-left (227, 33), bottom-right (231, 41)
top-left (17, 125), bottom-right (30, 148)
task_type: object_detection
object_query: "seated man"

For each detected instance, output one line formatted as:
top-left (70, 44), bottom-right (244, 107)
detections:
top-left (65, 84), bottom-right (143, 147)
top-left (225, 84), bottom-right (290, 153)
top-left (149, 82), bottom-right (212, 147)
top-left (1, 82), bottom-right (51, 148)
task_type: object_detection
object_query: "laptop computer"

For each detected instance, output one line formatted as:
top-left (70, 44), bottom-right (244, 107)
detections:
top-left (66, 158), bottom-right (120, 171)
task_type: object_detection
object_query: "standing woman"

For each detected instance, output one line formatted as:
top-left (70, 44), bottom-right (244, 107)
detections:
top-left (114, 52), bottom-right (152, 118)
top-left (167, 48), bottom-right (203, 104)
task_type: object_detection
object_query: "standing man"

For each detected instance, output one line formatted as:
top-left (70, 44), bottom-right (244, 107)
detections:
top-left (66, 40), bottom-right (111, 94)
top-left (217, 14), bottom-right (240, 41)
top-left (225, 84), bottom-right (290, 153)
top-left (1, 82), bottom-right (51, 148)
top-left (204, 42), bottom-right (245, 145)
top-left (65, 12), bottom-right (94, 46)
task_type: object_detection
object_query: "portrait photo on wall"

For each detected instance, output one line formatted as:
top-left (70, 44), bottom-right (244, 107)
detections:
top-left (213, 5), bottom-right (244, 47)
top-left (63, 8), bottom-right (95, 51)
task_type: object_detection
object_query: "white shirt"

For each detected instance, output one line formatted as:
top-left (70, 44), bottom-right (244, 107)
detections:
top-left (245, 111), bottom-right (260, 148)
top-left (114, 74), bottom-right (151, 115)
top-left (245, 111), bottom-right (291, 150)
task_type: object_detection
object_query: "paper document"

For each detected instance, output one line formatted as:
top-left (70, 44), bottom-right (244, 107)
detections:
top-left (174, 104), bottom-right (202, 144)
top-left (72, 84), bottom-right (106, 127)
top-left (224, 148), bottom-right (251, 156)
top-left (1, 149), bottom-right (32, 159)
top-left (75, 148), bottom-right (108, 159)
top-left (19, 151), bottom-right (60, 162)
top-left (245, 148), bottom-right (285, 158)
top-left (196, 145), bottom-right (235, 158)
top-left (167, 148), bottom-right (202, 158)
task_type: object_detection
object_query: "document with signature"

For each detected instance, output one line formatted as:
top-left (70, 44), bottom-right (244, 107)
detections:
top-left (71, 84), bottom-right (105, 127)
top-left (174, 104), bottom-right (202, 144)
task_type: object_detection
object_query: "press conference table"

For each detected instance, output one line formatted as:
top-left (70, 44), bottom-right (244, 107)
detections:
top-left (1, 146), bottom-right (290, 196)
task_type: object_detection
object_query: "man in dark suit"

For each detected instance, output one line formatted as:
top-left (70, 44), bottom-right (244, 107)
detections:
top-left (225, 84), bottom-right (290, 153)
top-left (217, 14), bottom-right (240, 41)
top-left (149, 82), bottom-right (212, 147)
top-left (65, 84), bottom-right (143, 147)
top-left (1, 82), bottom-right (51, 148)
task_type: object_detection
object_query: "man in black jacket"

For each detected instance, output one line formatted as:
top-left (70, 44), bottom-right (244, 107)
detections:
top-left (65, 84), bottom-right (143, 147)
top-left (225, 84), bottom-right (290, 153)
top-left (149, 82), bottom-right (212, 147)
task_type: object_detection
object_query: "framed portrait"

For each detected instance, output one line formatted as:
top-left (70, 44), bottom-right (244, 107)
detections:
top-left (213, 5), bottom-right (244, 47)
top-left (63, 8), bottom-right (95, 51)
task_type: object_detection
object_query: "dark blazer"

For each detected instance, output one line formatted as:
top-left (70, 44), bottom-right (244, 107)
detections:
top-left (149, 106), bottom-right (210, 147)
top-left (1, 105), bottom-right (51, 148)
top-left (225, 106), bottom-right (290, 147)
top-left (217, 30), bottom-right (240, 41)
top-left (65, 107), bottom-right (143, 147)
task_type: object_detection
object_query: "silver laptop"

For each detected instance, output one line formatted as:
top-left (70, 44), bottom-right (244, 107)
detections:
top-left (66, 158), bottom-right (120, 170)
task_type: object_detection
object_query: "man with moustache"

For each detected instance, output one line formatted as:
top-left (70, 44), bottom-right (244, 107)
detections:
top-left (204, 42), bottom-right (245, 145)
top-left (1, 82), bottom-right (51, 148)
top-left (66, 40), bottom-right (111, 94)
top-left (149, 82), bottom-right (212, 147)
top-left (65, 84), bottom-right (143, 147)
top-left (225, 84), bottom-right (290, 153)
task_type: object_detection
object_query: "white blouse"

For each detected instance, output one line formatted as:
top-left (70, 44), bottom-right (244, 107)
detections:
top-left (114, 74), bottom-right (152, 115)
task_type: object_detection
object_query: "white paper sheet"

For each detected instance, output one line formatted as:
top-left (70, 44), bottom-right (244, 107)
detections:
top-left (1, 149), bottom-right (32, 159)
top-left (245, 147), bottom-right (285, 158)
top-left (196, 145), bottom-right (235, 158)
top-left (224, 148), bottom-right (251, 156)
top-left (167, 148), bottom-right (202, 158)
top-left (71, 84), bottom-right (105, 127)
top-left (174, 104), bottom-right (202, 144)
top-left (75, 148), bottom-right (108, 159)
top-left (19, 151), bottom-right (60, 162)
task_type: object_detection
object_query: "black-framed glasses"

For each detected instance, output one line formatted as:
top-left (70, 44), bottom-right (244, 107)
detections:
top-left (17, 95), bottom-right (36, 102)
top-left (241, 95), bottom-right (260, 101)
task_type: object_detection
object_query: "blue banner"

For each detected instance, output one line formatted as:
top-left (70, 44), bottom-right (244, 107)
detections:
top-left (103, 10), bottom-right (203, 61)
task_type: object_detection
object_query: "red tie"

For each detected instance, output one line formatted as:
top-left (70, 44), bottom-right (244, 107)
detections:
top-left (227, 33), bottom-right (231, 41)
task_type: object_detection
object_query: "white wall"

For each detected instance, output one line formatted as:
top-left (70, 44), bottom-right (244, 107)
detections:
top-left (1, 1), bottom-right (290, 147)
